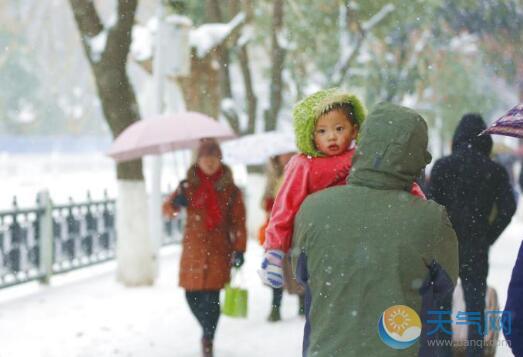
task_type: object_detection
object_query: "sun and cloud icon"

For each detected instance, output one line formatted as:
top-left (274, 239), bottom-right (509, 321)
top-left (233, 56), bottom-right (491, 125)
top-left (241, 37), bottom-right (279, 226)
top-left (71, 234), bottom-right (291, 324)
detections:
top-left (378, 305), bottom-right (422, 349)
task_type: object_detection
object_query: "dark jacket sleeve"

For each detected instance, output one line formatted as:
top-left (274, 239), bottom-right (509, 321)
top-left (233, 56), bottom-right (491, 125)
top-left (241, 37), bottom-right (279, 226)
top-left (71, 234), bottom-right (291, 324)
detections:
top-left (487, 167), bottom-right (516, 245)
top-left (171, 180), bottom-right (189, 208)
top-left (504, 242), bottom-right (523, 356)
top-left (428, 160), bottom-right (451, 207)
top-left (162, 181), bottom-right (188, 218)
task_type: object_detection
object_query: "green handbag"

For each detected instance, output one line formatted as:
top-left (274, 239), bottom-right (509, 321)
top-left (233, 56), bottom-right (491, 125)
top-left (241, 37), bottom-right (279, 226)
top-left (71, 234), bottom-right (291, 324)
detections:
top-left (222, 269), bottom-right (248, 318)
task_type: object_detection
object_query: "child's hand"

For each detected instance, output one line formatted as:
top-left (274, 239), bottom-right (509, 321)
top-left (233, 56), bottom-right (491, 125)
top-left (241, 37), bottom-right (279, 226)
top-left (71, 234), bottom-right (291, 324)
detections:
top-left (258, 249), bottom-right (285, 288)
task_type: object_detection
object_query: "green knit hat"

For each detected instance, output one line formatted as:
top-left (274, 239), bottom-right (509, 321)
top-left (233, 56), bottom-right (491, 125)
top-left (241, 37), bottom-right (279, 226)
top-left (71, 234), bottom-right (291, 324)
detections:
top-left (293, 88), bottom-right (366, 157)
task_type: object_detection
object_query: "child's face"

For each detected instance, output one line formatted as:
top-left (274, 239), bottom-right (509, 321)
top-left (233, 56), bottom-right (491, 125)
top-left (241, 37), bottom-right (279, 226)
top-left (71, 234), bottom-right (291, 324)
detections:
top-left (314, 110), bottom-right (358, 156)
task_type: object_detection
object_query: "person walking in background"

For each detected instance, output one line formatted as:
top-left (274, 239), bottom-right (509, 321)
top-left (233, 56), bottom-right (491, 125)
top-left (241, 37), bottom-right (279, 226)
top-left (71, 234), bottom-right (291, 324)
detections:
top-left (259, 152), bottom-right (305, 322)
top-left (165, 139), bottom-right (247, 357)
top-left (429, 113), bottom-right (517, 357)
top-left (292, 102), bottom-right (458, 356)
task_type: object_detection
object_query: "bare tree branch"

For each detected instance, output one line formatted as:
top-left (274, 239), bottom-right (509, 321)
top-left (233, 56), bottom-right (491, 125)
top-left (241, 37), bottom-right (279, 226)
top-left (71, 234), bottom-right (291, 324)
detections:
top-left (264, 0), bottom-right (286, 132)
top-left (208, 0), bottom-right (233, 99)
top-left (68, 0), bottom-right (104, 39)
top-left (105, 0), bottom-right (138, 65)
top-left (331, 3), bottom-right (395, 86)
top-left (238, 44), bottom-right (257, 134)
top-left (69, 0), bottom-right (142, 180)
top-left (361, 4), bottom-right (395, 32)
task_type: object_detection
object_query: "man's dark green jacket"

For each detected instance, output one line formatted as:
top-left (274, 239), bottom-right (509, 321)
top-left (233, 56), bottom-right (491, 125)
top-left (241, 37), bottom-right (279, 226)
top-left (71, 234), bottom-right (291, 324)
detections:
top-left (293, 102), bottom-right (459, 357)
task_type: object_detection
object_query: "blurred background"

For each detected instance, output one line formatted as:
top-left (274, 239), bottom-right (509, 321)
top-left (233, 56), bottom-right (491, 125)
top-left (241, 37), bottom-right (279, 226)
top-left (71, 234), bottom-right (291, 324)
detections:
top-left (0, 1), bottom-right (522, 356)
top-left (1, 1), bottom-right (521, 191)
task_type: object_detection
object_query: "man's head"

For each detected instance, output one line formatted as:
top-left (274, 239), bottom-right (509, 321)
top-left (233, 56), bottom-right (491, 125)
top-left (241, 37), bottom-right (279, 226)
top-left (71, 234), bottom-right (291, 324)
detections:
top-left (350, 102), bottom-right (432, 191)
top-left (452, 113), bottom-right (493, 155)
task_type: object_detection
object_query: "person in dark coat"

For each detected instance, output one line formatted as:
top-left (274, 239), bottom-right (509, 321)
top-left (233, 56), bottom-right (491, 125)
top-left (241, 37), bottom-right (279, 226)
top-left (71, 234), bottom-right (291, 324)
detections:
top-left (504, 241), bottom-right (523, 356)
top-left (429, 113), bottom-right (517, 357)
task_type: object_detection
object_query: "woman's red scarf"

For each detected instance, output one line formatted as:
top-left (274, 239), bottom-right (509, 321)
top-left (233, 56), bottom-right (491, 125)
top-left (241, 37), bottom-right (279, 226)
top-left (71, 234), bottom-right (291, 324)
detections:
top-left (192, 166), bottom-right (224, 230)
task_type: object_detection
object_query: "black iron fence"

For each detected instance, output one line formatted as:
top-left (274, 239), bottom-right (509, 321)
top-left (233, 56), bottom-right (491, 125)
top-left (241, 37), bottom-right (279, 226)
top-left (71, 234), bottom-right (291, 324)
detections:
top-left (0, 199), bottom-right (44, 288)
top-left (0, 191), bottom-right (184, 289)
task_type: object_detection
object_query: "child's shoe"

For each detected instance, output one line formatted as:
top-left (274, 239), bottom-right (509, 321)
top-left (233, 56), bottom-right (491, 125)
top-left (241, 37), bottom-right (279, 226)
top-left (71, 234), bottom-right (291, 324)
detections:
top-left (267, 306), bottom-right (281, 322)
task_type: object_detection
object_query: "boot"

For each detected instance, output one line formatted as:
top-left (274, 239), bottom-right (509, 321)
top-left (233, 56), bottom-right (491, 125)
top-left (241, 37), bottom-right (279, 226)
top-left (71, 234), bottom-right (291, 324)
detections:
top-left (267, 305), bottom-right (281, 322)
top-left (201, 337), bottom-right (213, 357)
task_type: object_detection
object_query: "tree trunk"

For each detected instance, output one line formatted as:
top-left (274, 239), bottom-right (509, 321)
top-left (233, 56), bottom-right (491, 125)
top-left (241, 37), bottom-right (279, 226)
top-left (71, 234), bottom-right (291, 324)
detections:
top-left (92, 64), bottom-right (144, 180)
top-left (206, 0), bottom-right (232, 99)
top-left (180, 50), bottom-right (222, 119)
top-left (239, 0), bottom-right (257, 135)
top-left (264, 0), bottom-right (286, 132)
top-left (207, 0), bottom-right (239, 132)
top-left (239, 44), bottom-right (257, 134)
top-left (69, 0), bottom-right (154, 286)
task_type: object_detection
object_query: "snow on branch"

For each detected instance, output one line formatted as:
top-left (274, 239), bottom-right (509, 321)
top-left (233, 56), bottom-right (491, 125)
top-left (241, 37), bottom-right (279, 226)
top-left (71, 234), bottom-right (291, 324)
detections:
top-left (331, 3), bottom-right (395, 86)
top-left (238, 24), bottom-right (254, 47)
top-left (276, 29), bottom-right (294, 50)
top-left (131, 24), bottom-right (153, 62)
top-left (399, 30), bottom-right (430, 80)
top-left (87, 30), bottom-right (108, 63)
top-left (362, 4), bottom-right (395, 32)
top-left (331, 38), bottom-right (362, 85)
top-left (190, 12), bottom-right (246, 58)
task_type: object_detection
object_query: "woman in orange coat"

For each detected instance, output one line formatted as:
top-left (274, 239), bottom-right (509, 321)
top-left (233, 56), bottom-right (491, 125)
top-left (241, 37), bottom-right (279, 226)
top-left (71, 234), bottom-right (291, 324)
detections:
top-left (167, 139), bottom-right (247, 357)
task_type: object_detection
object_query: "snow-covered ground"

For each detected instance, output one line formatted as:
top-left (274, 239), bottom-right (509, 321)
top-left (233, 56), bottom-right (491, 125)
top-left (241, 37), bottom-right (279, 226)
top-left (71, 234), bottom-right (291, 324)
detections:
top-left (0, 244), bottom-right (304, 357)
top-left (0, 221), bottom-right (520, 357)
top-left (0, 158), bottom-right (521, 356)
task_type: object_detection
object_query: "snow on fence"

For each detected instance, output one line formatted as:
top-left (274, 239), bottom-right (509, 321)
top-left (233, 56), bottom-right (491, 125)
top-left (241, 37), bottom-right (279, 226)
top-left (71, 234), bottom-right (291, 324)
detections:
top-left (0, 190), bottom-right (184, 289)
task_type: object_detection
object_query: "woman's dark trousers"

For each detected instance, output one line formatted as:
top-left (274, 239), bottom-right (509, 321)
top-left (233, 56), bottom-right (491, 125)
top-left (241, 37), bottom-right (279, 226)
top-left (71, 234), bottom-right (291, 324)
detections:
top-left (185, 290), bottom-right (221, 340)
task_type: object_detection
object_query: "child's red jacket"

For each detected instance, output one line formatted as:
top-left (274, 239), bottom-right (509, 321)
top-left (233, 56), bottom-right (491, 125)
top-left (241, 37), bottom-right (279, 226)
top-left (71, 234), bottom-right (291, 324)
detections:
top-left (264, 149), bottom-right (426, 252)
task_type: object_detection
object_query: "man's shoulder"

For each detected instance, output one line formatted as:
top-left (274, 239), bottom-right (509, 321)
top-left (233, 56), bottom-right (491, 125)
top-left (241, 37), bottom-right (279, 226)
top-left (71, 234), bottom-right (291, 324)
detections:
top-left (423, 198), bottom-right (448, 217)
top-left (296, 186), bottom-right (346, 221)
top-left (302, 185), bottom-right (347, 206)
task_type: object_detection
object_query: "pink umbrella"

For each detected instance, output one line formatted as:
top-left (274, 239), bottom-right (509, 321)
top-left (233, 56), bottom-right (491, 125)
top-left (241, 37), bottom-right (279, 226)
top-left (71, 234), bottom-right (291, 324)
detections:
top-left (481, 103), bottom-right (523, 138)
top-left (107, 112), bottom-right (236, 162)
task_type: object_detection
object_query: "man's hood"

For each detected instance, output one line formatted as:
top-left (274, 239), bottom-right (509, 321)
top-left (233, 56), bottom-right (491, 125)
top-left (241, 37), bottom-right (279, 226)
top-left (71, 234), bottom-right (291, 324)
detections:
top-left (451, 113), bottom-right (493, 155)
top-left (349, 102), bottom-right (432, 191)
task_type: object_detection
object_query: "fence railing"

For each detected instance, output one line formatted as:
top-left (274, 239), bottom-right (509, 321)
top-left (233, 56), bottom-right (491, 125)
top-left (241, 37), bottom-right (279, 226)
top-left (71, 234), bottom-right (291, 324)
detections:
top-left (0, 191), bottom-right (184, 289)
